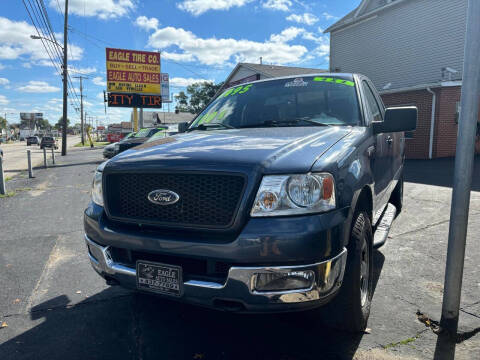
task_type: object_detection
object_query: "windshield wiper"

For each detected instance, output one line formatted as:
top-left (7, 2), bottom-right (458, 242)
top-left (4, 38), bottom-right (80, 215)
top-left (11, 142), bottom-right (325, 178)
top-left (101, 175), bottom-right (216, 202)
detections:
top-left (286, 117), bottom-right (331, 126)
top-left (238, 118), bottom-right (331, 129)
top-left (186, 123), bottom-right (236, 132)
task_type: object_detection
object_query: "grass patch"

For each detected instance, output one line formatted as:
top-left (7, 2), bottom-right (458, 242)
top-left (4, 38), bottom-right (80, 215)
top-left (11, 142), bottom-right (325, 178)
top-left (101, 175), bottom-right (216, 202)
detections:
top-left (383, 335), bottom-right (420, 349)
top-left (74, 141), bottom-right (110, 147)
top-left (4, 176), bottom-right (13, 182)
top-left (0, 191), bottom-right (16, 198)
top-left (0, 187), bottom-right (32, 198)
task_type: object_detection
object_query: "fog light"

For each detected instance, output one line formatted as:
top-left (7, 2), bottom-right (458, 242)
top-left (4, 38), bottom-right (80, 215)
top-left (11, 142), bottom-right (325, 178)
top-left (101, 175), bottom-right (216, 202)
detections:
top-left (254, 270), bottom-right (315, 292)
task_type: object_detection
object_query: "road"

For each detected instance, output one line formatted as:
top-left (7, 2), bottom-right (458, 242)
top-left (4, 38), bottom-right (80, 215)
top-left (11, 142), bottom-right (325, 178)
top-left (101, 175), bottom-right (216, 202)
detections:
top-left (0, 150), bottom-right (479, 359)
top-left (1, 135), bottom-right (81, 178)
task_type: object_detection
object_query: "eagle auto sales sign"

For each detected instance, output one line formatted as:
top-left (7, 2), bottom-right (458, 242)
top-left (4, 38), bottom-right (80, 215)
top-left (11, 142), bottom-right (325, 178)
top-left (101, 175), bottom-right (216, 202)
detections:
top-left (106, 48), bottom-right (161, 94)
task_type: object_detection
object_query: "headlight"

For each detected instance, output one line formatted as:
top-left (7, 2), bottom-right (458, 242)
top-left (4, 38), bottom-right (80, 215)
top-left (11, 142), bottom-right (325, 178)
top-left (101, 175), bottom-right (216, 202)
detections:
top-left (114, 144), bottom-right (120, 151)
top-left (251, 173), bottom-right (335, 217)
top-left (91, 170), bottom-right (104, 206)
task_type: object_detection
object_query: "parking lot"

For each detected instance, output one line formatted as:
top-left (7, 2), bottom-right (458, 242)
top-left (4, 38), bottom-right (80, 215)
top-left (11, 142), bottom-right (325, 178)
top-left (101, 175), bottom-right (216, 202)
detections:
top-left (0, 148), bottom-right (479, 360)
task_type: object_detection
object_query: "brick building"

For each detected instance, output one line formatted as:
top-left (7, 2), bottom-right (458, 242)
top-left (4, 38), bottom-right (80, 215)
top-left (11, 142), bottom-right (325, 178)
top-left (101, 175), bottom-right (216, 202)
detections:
top-left (325, 0), bottom-right (478, 159)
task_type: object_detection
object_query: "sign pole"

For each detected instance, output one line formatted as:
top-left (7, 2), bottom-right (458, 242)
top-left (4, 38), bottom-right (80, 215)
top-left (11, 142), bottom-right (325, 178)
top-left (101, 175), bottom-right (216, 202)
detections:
top-left (440, 0), bottom-right (480, 336)
top-left (133, 107), bottom-right (139, 132)
top-left (140, 108), bottom-right (144, 129)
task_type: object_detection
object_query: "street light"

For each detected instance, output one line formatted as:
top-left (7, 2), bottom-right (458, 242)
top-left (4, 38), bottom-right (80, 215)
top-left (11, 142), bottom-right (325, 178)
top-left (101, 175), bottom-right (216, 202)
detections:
top-left (29, 35), bottom-right (63, 50)
top-left (29, 1), bottom-right (68, 155)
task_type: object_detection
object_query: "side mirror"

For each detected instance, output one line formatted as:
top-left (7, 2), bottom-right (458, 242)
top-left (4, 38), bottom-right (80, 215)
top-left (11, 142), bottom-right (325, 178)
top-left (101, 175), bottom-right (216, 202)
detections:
top-left (373, 106), bottom-right (417, 134)
top-left (177, 122), bottom-right (189, 133)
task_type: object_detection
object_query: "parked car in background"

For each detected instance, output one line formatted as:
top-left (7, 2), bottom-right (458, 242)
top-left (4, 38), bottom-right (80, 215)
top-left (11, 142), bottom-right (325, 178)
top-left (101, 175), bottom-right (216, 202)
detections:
top-left (26, 136), bottom-right (40, 146)
top-left (85, 74), bottom-right (417, 332)
top-left (114, 127), bottom-right (166, 155)
top-left (103, 132), bottom-right (136, 159)
top-left (144, 129), bottom-right (177, 143)
top-left (40, 136), bottom-right (58, 150)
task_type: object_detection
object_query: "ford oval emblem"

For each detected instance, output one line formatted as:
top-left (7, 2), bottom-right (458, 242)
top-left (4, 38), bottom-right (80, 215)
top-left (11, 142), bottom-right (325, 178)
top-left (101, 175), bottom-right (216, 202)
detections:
top-left (147, 189), bottom-right (180, 205)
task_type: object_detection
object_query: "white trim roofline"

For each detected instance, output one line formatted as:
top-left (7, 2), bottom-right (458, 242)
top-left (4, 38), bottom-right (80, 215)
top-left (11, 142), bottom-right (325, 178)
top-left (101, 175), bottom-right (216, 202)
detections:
top-left (379, 80), bottom-right (462, 94)
top-left (325, 0), bottom-right (411, 33)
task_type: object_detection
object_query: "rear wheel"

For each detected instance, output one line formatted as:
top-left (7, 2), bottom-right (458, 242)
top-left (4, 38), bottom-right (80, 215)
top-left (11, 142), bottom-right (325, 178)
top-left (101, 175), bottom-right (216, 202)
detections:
top-left (323, 211), bottom-right (373, 332)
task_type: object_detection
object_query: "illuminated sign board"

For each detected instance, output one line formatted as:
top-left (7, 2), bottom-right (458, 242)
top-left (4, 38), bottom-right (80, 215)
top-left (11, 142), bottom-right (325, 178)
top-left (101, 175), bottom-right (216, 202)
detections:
top-left (106, 48), bottom-right (161, 94)
top-left (108, 93), bottom-right (162, 108)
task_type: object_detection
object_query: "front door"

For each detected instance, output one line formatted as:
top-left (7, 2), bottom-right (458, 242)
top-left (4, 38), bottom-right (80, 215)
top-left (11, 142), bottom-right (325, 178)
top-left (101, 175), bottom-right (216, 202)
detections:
top-left (361, 80), bottom-right (390, 219)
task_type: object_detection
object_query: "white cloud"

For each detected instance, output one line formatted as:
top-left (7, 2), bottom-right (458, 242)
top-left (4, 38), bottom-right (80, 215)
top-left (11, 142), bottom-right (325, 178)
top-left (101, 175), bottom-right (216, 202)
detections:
top-left (50, 0), bottom-right (135, 20)
top-left (135, 16), bottom-right (159, 31)
top-left (147, 23), bottom-right (308, 66)
top-left (92, 76), bottom-right (106, 86)
top-left (70, 66), bottom-right (97, 75)
top-left (22, 62), bottom-right (32, 68)
top-left (170, 77), bottom-right (213, 87)
top-left (54, 66), bottom-right (97, 77)
top-left (0, 16), bottom-right (83, 62)
top-left (269, 26), bottom-right (304, 43)
top-left (18, 81), bottom-right (60, 93)
top-left (0, 95), bottom-right (9, 105)
top-left (286, 13), bottom-right (319, 26)
top-left (262, 0), bottom-right (292, 11)
top-left (0, 77), bottom-right (9, 85)
top-left (177, 0), bottom-right (254, 16)
top-left (162, 51), bottom-right (196, 62)
top-left (322, 12), bottom-right (339, 21)
top-left (97, 92), bottom-right (106, 100)
top-left (0, 63), bottom-right (4, 70)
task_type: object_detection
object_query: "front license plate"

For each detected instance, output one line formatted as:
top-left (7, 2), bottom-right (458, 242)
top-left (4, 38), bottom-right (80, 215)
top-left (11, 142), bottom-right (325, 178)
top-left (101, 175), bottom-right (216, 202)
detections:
top-left (136, 261), bottom-right (183, 297)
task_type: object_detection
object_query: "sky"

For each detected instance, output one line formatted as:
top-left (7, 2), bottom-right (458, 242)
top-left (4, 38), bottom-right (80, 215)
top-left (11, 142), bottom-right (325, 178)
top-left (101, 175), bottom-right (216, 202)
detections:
top-left (0, 0), bottom-right (359, 126)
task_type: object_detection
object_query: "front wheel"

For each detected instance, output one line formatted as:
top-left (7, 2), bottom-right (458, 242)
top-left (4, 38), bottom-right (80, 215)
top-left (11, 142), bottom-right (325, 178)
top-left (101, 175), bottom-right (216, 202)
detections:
top-left (323, 211), bottom-right (373, 332)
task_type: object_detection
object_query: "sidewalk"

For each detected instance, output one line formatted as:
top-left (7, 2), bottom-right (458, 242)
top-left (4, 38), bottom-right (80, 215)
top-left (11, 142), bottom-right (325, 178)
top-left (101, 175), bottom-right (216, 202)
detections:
top-left (0, 154), bottom-right (479, 359)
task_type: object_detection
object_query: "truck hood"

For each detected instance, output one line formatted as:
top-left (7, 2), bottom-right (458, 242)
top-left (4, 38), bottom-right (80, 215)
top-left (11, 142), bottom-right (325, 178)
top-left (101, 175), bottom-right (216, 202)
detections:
top-left (108, 127), bottom-right (352, 174)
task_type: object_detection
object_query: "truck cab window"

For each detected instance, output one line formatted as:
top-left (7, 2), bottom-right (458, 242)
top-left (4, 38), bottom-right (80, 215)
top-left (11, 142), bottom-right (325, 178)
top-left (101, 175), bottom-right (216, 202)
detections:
top-left (362, 80), bottom-right (383, 123)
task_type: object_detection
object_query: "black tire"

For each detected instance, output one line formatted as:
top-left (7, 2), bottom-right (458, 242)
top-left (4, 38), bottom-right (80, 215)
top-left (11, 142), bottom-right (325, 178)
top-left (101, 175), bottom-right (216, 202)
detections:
top-left (391, 174), bottom-right (403, 214)
top-left (324, 211), bottom-right (374, 332)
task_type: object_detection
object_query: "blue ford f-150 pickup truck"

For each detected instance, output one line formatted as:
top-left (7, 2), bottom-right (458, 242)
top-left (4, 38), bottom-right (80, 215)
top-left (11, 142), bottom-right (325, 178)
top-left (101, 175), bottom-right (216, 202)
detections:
top-left (84, 73), bottom-right (416, 332)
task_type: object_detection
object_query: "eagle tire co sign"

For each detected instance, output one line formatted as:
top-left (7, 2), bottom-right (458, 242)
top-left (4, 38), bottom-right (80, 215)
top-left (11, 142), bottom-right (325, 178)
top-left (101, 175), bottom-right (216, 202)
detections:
top-left (106, 48), bottom-right (162, 108)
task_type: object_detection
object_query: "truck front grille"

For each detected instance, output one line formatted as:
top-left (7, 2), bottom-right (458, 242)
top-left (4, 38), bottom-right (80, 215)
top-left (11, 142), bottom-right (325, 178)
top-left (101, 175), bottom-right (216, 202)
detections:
top-left (104, 172), bottom-right (246, 229)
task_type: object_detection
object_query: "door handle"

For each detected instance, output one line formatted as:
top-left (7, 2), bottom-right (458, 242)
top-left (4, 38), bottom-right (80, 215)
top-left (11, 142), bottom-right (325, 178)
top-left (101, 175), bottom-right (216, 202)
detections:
top-left (386, 136), bottom-right (393, 145)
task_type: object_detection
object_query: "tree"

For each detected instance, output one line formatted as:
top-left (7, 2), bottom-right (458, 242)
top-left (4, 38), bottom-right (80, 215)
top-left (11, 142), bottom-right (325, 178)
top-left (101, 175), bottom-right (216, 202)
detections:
top-left (36, 118), bottom-right (51, 130)
top-left (174, 91), bottom-right (189, 112)
top-left (0, 116), bottom-right (6, 130)
top-left (55, 116), bottom-right (70, 130)
top-left (174, 81), bottom-right (224, 114)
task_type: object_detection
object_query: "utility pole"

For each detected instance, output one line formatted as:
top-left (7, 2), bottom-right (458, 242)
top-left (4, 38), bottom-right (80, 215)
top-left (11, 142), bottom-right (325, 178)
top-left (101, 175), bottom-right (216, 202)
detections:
top-left (440, 0), bottom-right (480, 336)
top-left (74, 75), bottom-right (87, 145)
top-left (61, 0), bottom-right (68, 156)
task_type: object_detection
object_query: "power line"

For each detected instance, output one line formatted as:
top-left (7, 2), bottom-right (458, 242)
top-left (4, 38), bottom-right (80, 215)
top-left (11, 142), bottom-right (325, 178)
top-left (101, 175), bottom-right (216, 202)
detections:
top-left (23, 0), bottom-right (82, 117)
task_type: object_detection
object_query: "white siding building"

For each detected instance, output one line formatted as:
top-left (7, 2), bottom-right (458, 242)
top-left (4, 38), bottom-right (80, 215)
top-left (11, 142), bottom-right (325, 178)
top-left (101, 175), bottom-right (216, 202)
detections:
top-left (325, 0), bottom-right (476, 159)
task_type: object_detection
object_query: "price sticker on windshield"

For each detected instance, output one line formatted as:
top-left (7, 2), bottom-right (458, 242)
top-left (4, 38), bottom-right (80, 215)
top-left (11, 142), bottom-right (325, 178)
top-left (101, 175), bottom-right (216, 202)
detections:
top-left (222, 84), bottom-right (253, 97)
top-left (313, 77), bottom-right (355, 87)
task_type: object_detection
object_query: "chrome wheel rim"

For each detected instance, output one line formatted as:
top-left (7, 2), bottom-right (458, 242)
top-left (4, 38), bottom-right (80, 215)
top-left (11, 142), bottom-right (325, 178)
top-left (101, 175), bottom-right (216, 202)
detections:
top-left (360, 236), bottom-right (369, 307)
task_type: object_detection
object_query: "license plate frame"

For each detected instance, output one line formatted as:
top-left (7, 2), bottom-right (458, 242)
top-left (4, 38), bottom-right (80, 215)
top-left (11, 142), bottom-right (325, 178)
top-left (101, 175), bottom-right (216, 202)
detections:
top-left (136, 261), bottom-right (183, 297)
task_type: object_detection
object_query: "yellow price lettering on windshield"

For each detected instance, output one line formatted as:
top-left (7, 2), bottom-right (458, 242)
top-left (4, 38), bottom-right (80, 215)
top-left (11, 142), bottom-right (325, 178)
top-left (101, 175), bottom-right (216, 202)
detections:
top-left (203, 112), bottom-right (217, 124)
top-left (314, 77), bottom-right (355, 87)
top-left (222, 84), bottom-right (253, 97)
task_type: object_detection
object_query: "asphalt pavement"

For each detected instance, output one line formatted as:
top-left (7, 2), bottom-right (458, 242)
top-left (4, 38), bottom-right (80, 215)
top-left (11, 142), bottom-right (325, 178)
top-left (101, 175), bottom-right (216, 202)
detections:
top-left (0, 150), bottom-right (479, 360)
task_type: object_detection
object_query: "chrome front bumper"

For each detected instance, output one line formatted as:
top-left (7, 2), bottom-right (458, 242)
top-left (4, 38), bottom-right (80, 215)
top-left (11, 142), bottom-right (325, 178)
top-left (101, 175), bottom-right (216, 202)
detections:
top-left (85, 235), bottom-right (347, 311)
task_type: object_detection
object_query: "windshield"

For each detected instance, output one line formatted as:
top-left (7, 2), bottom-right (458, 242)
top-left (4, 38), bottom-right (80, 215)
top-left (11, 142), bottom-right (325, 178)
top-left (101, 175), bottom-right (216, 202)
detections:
top-left (134, 129), bottom-right (151, 138)
top-left (146, 130), bottom-right (168, 142)
top-left (189, 76), bottom-right (361, 130)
